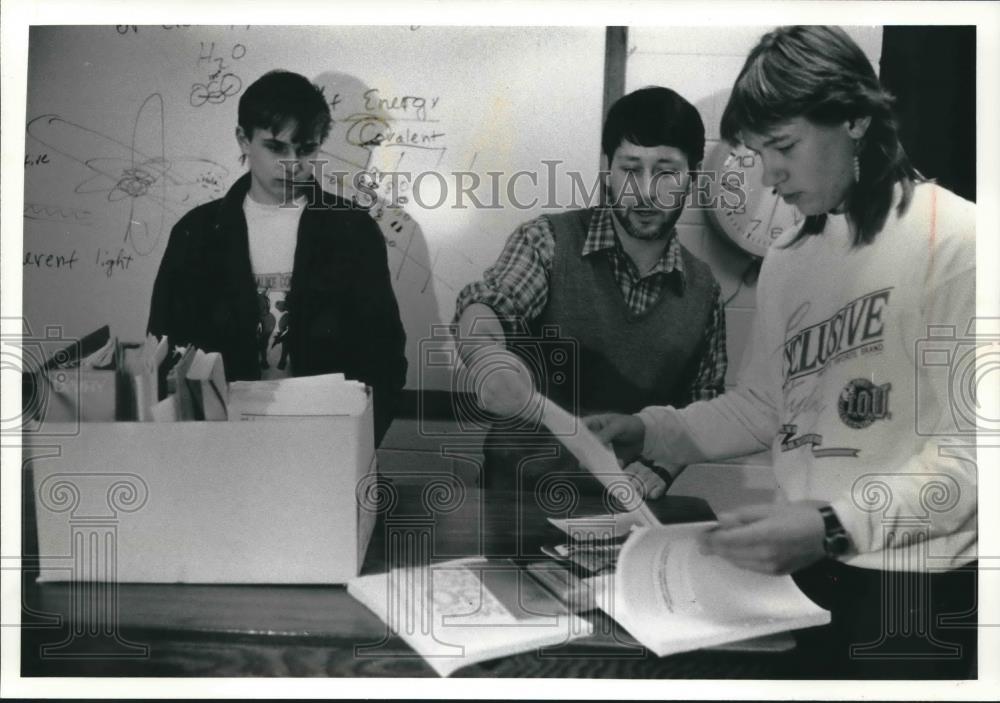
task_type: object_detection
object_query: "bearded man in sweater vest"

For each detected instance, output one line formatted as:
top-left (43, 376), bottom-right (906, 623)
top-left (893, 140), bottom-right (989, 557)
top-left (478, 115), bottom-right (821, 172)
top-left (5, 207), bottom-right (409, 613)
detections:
top-left (453, 87), bottom-right (727, 500)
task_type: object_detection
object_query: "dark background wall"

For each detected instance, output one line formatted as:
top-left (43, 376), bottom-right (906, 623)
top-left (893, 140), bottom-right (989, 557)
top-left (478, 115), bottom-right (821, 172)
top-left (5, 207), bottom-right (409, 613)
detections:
top-left (880, 26), bottom-right (976, 202)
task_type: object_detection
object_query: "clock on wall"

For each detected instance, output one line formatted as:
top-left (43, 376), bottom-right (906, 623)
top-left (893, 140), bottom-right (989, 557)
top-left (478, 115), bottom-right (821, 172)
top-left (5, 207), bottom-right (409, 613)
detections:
top-left (704, 139), bottom-right (804, 258)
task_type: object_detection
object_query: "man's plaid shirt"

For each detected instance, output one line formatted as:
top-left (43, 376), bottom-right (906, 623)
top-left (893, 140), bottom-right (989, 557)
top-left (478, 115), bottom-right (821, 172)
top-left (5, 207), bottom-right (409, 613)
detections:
top-left (455, 207), bottom-right (728, 402)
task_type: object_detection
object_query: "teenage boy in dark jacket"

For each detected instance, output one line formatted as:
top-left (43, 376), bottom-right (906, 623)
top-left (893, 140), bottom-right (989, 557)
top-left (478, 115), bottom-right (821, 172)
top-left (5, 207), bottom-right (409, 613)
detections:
top-left (148, 70), bottom-right (406, 445)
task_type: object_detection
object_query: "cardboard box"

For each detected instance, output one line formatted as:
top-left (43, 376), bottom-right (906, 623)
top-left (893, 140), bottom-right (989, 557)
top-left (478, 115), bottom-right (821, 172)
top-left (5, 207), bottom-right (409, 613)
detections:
top-left (26, 399), bottom-right (376, 584)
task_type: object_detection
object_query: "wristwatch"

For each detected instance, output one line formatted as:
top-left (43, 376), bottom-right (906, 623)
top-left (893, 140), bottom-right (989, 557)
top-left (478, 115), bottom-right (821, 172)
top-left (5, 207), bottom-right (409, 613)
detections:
top-left (640, 459), bottom-right (676, 492)
top-left (819, 505), bottom-right (851, 557)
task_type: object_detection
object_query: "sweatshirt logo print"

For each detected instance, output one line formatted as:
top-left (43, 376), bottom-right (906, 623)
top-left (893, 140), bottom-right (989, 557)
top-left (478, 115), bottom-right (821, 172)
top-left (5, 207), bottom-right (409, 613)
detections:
top-left (838, 378), bottom-right (892, 429)
top-left (783, 288), bottom-right (892, 384)
top-left (779, 424), bottom-right (860, 458)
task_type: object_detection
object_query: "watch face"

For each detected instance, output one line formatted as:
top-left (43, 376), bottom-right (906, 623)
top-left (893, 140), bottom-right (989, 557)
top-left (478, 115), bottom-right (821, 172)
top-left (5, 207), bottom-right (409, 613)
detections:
top-left (705, 140), bottom-right (804, 258)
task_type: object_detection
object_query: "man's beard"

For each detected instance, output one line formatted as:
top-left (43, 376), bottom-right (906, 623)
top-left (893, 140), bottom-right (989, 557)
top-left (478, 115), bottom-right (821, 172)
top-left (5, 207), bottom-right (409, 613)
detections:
top-left (613, 206), bottom-right (683, 241)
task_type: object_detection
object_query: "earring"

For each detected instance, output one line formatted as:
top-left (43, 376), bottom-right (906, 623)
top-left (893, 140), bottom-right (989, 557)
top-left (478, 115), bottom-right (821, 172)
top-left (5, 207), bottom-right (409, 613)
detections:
top-left (853, 153), bottom-right (861, 183)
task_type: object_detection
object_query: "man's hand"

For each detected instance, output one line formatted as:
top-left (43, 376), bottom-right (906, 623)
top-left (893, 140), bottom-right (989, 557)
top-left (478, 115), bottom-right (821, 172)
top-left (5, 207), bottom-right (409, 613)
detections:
top-left (470, 347), bottom-right (538, 421)
top-left (585, 413), bottom-right (646, 466)
top-left (457, 304), bottom-right (539, 422)
top-left (623, 461), bottom-right (668, 499)
top-left (698, 501), bottom-right (828, 575)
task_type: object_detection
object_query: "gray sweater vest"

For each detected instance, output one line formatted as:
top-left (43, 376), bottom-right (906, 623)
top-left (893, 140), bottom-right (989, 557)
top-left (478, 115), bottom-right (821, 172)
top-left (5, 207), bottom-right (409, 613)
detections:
top-left (482, 208), bottom-right (718, 488)
top-left (528, 208), bottom-right (717, 414)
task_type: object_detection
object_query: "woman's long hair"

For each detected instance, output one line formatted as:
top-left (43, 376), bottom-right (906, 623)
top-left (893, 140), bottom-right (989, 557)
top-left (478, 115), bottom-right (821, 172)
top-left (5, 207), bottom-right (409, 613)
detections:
top-left (720, 26), bottom-right (925, 246)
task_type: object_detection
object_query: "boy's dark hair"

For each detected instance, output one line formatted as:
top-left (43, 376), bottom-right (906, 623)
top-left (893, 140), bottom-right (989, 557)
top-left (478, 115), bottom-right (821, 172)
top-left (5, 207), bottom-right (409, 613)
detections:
top-left (602, 86), bottom-right (706, 169)
top-left (238, 70), bottom-right (332, 144)
top-left (720, 25), bottom-right (924, 246)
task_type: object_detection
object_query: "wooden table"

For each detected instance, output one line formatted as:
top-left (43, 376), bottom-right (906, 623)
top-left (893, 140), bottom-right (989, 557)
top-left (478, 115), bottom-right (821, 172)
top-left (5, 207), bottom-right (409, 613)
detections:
top-left (20, 466), bottom-right (808, 678)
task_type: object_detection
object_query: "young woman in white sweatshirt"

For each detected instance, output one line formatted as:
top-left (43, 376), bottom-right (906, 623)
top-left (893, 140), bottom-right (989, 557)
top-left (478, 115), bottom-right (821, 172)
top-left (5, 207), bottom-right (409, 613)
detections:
top-left (589, 26), bottom-right (977, 678)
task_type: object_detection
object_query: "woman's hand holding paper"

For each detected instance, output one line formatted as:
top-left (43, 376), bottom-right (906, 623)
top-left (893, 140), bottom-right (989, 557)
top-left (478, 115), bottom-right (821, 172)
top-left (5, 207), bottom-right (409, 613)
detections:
top-left (698, 501), bottom-right (828, 575)
top-left (622, 462), bottom-right (668, 499)
top-left (585, 413), bottom-right (646, 466)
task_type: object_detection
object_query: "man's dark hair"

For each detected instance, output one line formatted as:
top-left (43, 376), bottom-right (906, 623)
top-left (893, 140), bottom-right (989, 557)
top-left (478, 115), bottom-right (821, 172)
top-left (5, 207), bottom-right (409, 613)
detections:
top-left (238, 70), bottom-right (332, 144)
top-left (601, 86), bottom-right (706, 169)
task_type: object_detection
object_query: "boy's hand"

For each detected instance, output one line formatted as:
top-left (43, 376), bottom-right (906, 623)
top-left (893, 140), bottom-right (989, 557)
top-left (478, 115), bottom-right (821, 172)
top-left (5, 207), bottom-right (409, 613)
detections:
top-left (698, 501), bottom-right (828, 574)
top-left (585, 413), bottom-right (646, 465)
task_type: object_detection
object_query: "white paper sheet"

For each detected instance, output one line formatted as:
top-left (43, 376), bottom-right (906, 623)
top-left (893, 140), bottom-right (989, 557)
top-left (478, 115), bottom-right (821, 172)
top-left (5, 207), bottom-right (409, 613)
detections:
top-left (539, 396), bottom-right (659, 526)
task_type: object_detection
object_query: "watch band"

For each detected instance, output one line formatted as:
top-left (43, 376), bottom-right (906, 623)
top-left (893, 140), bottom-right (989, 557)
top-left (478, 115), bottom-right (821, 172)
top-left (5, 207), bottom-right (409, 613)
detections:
top-left (819, 505), bottom-right (850, 557)
top-left (639, 459), bottom-right (676, 490)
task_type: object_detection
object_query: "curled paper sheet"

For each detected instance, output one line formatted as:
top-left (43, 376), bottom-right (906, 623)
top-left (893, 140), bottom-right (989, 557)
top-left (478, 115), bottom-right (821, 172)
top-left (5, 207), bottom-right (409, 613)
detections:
top-left (538, 396), bottom-right (659, 526)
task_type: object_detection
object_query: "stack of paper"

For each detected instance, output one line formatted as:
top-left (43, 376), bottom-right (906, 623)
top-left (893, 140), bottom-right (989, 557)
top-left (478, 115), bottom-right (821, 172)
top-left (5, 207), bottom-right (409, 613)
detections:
top-left (227, 372), bottom-right (368, 421)
top-left (595, 523), bottom-right (830, 656)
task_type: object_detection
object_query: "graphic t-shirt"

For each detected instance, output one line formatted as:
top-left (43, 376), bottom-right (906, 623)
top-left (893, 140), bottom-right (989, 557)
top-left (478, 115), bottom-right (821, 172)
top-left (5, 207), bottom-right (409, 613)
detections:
top-left (244, 194), bottom-right (306, 379)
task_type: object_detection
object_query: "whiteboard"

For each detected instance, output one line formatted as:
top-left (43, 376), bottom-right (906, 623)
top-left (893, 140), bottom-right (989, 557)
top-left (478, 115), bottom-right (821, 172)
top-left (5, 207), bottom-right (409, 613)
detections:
top-left (22, 25), bottom-right (605, 390)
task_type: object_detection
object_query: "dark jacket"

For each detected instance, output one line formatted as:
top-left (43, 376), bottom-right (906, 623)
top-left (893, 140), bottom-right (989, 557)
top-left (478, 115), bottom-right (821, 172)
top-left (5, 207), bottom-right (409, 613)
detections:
top-left (148, 172), bottom-right (407, 444)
